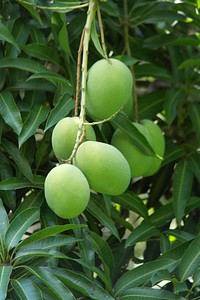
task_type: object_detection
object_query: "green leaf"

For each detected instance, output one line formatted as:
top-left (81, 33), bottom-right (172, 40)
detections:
top-left (87, 195), bottom-right (120, 240)
top-left (45, 95), bottom-right (74, 131)
top-left (164, 229), bottom-right (194, 243)
top-left (188, 102), bottom-right (200, 145)
top-left (119, 287), bottom-right (185, 299)
top-left (178, 57), bottom-right (200, 69)
top-left (16, 0), bottom-right (42, 24)
top-left (0, 22), bottom-right (20, 51)
top-left (11, 278), bottom-right (43, 300)
top-left (138, 89), bottom-right (164, 120)
top-left (27, 72), bottom-right (72, 88)
top-left (24, 266), bottom-right (76, 300)
top-left (16, 235), bottom-right (79, 252)
top-left (17, 224), bottom-right (85, 250)
top-left (86, 231), bottom-right (114, 270)
top-left (13, 190), bottom-right (44, 218)
top-left (134, 63), bottom-right (171, 81)
top-left (5, 208), bottom-right (40, 251)
top-left (112, 191), bottom-right (149, 220)
top-left (22, 43), bottom-right (61, 67)
top-left (125, 221), bottom-right (159, 248)
top-left (19, 105), bottom-right (50, 147)
top-left (173, 160), bottom-right (193, 224)
top-left (189, 153), bottom-right (200, 183)
top-left (91, 20), bottom-right (105, 58)
top-left (178, 233), bottom-right (200, 281)
top-left (111, 113), bottom-right (155, 156)
top-left (0, 57), bottom-right (47, 73)
top-left (164, 88), bottom-right (185, 125)
top-left (46, 266), bottom-right (115, 300)
top-left (0, 176), bottom-right (44, 190)
top-left (193, 268), bottom-right (200, 288)
top-left (162, 141), bottom-right (185, 167)
top-left (58, 13), bottom-right (73, 58)
top-left (0, 266), bottom-right (13, 300)
top-left (0, 91), bottom-right (22, 135)
top-left (1, 138), bottom-right (33, 181)
top-left (0, 199), bottom-right (9, 261)
top-left (114, 258), bottom-right (176, 296)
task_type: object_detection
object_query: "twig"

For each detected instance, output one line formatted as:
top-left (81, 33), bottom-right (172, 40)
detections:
top-left (67, 0), bottom-right (97, 163)
top-left (97, 4), bottom-right (108, 59)
top-left (83, 106), bottom-right (123, 126)
top-left (75, 28), bottom-right (85, 116)
top-left (123, 0), bottom-right (139, 122)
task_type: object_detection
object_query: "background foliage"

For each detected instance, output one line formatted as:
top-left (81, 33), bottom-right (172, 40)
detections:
top-left (0, 0), bottom-right (200, 299)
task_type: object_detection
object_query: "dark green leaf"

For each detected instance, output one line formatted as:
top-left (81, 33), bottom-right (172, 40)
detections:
top-left (17, 224), bottom-right (86, 249)
top-left (0, 58), bottom-right (47, 73)
top-left (0, 22), bottom-right (20, 51)
top-left (1, 138), bottom-right (33, 181)
top-left (19, 105), bottom-right (50, 147)
top-left (188, 102), bottom-right (200, 145)
top-left (87, 195), bottom-right (120, 240)
top-left (0, 266), bottom-right (13, 300)
top-left (173, 160), bottom-right (193, 224)
top-left (27, 72), bottom-right (72, 88)
top-left (125, 221), bottom-right (159, 248)
top-left (112, 191), bottom-right (148, 220)
top-left (114, 259), bottom-right (176, 296)
top-left (189, 153), bottom-right (200, 183)
top-left (45, 95), bottom-right (74, 131)
top-left (119, 287), bottom-right (185, 299)
top-left (91, 20), bottom-right (105, 58)
top-left (178, 233), bottom-right (200, 281)
top-left (178, 57), bottom-right (200, 69)
top-left (0, 176), bottom-right (44, 190)
top-left (5, 208), bottom-right (40, 251)
top-left (0, 91), bottom-right (22, 135)
top-left (24, 266), bottom-right (76, 300)
top-left (164, 88), bottom-right (185, 125)
top-left (11, 278), bottom-right (43, 300)
top-left (134, 64), bottom-right (171, 81)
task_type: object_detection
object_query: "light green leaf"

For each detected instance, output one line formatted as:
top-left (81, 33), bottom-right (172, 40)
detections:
top-left (125, 221), bottom-right (159, 248)
top-left (0, 266), bottom-right (13, 300)
top-left (87, 195), bottom-right (120, 240)
top-left (91, 19), bottom-right (105, 58)
top-left (2, 138), bottom-right (33, 181)
top-left (112, 191), bottom-right (148, 220)
top-left (0, 22), bottom-right (20, 51)
top-left (5, 208), bottom-right (40, 251)
top-left (119, 287), bottom-right (185, 299)
top-left (17, 224), bottom-right (85, 250)
top-left (11, 278), bottom-right (43, 300)
top-left (24, 266), bottom-right (76, 300)
top-left (173, 160), bottom-right (193, 224)
top-left (114, 259), bottom-right (176, 296)
top-left (0, 91), bottom-right (22, 135)
top-left (0, 176), bottom-right (44, 190)
top-left (45, 95), bottom-right (74, 131)
top-left (111, 113), bottom-right (155, 156)
top-left (178, 233), bottom-right (200, 281)
top-left (19, 105), bottom-right (50, 148)
top-left (0, 57), bottom-right (47, 73)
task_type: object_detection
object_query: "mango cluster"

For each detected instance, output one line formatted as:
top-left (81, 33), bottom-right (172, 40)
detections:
top-left (44, 58), bottom-right (165, 219)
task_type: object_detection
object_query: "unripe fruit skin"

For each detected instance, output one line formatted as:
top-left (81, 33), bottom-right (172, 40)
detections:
top-left (141, 119), bottom-right (165, 176)
top-left (52, 117), bottom-right (96, 161)
top-left (111, 123), bottom-right (153, 178)
top-left (74, 141), bottom-right (131, 195)
top-left (86, 58), bottom-right (133, 120)
top-left (44, 164), bottom-right (90, 219)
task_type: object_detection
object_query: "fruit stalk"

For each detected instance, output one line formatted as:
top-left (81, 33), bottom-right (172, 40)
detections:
top-left (68, 0), bottom-right (97, 163)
